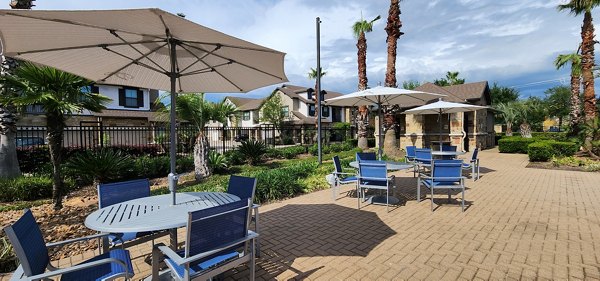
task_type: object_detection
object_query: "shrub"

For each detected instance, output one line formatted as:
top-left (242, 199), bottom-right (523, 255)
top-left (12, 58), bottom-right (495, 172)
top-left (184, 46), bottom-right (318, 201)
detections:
top-left (268, 146), bottom-right (306, 159)
top-left (531, 132), bottom-right (568, 141)
top-left (238, 140), bottom-right (267, 165)
top-left (527, 141), bottom-right (553, 162)
top-left (328, 143), bottom-right (344, 153)
top-left (245, 161), bottom-right (317, 203)
top-left (176, 156), bottom-right (194, 173)
top-left (498, 137), bottom-right (536, 153)
top-left (345, 139), bottom-right (358, 147)
top-left (64, 148), bottom-right (133, 185)
top-left (0, 235), bottom-right (18, 273)
top-left (0, 176), bottom-right (75, 202)
top-left (527, 140), bottom-right (578, 162)
top-left (17, 146), bottom-right (50, 173)
top-left (224, 149), bottom-right (244, 166)
top-left (208, 150), bottom-right (228, 174)
top-left (367, 138), bottom-right (376, 147)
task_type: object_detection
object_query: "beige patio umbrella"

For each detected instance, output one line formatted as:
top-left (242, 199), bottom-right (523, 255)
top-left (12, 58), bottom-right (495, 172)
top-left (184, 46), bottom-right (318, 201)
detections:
top-left (0, 8), bottom-right (288, 204)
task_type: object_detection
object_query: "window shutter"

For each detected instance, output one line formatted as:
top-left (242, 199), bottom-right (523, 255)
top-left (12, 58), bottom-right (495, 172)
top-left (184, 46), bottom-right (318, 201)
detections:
top-left (137, 90), bottom-right (144, 107)
top-left (118, 88), bottom-right (125, 106)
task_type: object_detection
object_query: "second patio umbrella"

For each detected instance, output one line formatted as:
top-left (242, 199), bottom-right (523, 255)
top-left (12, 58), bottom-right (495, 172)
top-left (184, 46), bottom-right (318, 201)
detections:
top-left (325, 86), bottom-right (444, 159)
top-left (403, 99), bottom-right (487, 150)
top-left (0, 8), bottom-right (288, 204)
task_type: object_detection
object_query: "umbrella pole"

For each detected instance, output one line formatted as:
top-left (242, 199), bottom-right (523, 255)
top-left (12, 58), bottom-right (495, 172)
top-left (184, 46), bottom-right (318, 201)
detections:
top-left (438, 112), bottom-right (442, 151)
top-left (168, 39), bottom-right (178, 206)
top-left (378, 98), bottom-right (383, 160)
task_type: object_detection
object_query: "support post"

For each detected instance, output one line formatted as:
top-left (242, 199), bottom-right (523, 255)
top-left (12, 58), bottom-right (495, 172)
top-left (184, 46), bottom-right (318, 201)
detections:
top-left (316, 17), bottom-right (322, 164)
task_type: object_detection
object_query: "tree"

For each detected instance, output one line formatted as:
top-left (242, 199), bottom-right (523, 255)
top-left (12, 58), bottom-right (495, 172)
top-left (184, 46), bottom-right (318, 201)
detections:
top-left (490, 82), bottom-right (519, 105)
top-left (307, 67), bottom-right (326, 128)
top-left (495, 102), bottom-right (518, 136)
top-left (523, 97), bottom-right (547, 133)
top-left (352, 14), bottom-right (380, 91)
top-left (384, 0), bottom-right (403, 88)
top-left (544, 86), bottom-right (571, 129)
top-left (2, 62), bottom-right (110, 209)
top-left (558, 0), bottom-right (600, 121)
top-left (163, 94), bottom-right (236, 180)
top-left (401, 80), bottom-right (420, 90)
top-left (555, 53), bottom-right (583, 135)
top-left (434, 71), bottom-right (465, 86)
top-left (260, 90), bottom-right (287, 129)
top-left (0, 0), bottom-right (35, 179)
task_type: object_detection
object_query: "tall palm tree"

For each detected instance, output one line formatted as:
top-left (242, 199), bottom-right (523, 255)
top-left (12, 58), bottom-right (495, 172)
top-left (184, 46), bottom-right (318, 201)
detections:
top-left (0, 0), bottom-right (35, 178)
top-left (352, 14), bottom-right (380, 91)
top-left (162, 94), bottom-right (236, 180)
top-left (307, 67), bottom-right (326, 128)
top-left (384, 0), bottom-right (403, 88)
top-left (495, 102), bottom-right (518, 136)
top-left (558, 0), bottom-right (600, 121)
top-left (555, 52), bottom-right (583, 135)
top-left (2, 63), bottom-right (110, 209)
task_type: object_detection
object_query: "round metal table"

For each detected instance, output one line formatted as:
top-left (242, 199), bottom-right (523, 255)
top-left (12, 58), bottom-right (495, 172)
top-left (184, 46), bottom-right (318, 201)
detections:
top-left (349, 160), bottom-right (414, 205)
top-left (430, 150), bottom-right (466, 158)
top-left (85, 192), bottom-right (240, 233)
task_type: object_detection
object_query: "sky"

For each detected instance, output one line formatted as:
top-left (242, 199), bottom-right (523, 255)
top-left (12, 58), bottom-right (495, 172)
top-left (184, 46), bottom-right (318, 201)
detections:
top-left (32, 0), bottom-right (600, 102)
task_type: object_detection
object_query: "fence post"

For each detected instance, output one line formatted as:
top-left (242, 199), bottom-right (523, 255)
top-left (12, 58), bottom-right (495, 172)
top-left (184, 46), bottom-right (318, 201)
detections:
top-left (99, 122), bottom-right (104, 148)
top-left (222, 124), bottom-right (226, 154)
top-left (272, 124), bottom-right (275, 147)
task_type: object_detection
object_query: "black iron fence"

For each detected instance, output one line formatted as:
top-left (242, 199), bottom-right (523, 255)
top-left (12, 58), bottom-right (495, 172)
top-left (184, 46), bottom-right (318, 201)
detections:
top-left (16, 124), bottom-right (365, 155)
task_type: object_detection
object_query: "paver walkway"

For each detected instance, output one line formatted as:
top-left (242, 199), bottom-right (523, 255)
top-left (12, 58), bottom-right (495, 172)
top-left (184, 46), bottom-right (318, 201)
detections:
top-left (4, 148), bottom-right (600, 280)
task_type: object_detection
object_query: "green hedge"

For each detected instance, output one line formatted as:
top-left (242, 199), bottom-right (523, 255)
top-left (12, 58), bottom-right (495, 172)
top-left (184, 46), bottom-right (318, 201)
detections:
top-left (266, 145), bottom-right (306, 159)
top-left (531, 132), bottom-right (568, 141)
top-left (498, 137), bottom-right (536, 153)
top-left (0, 176), bottom-right (75, 202)
top-left (527, 140), bottom-right (578, 162)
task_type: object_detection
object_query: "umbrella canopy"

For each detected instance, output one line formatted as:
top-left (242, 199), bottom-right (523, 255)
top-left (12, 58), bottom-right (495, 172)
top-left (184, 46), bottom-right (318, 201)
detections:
top-left (324, 86), bottom-right (444, 107)
top-left (403, 99), bottom-right (488, 150)
top-left (402, 99), bottom-right (487, 115)
top-left (0, 8), bottom-right (288, 204)
top-left (325, 86), bottom-right (444, 159)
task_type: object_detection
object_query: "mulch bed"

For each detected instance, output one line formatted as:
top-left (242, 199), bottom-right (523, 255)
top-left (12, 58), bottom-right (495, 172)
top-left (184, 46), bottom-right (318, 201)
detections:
top-left (526, 161), bottom-right (589, 172)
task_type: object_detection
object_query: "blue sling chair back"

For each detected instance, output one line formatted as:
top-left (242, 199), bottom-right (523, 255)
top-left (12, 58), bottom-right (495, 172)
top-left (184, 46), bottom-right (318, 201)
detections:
top-left (331, 155), bottom-right (357, 200)
top-left (226, 175), bottom-right (261, 256)
top-left (418, 159), bottom-right (466, 212)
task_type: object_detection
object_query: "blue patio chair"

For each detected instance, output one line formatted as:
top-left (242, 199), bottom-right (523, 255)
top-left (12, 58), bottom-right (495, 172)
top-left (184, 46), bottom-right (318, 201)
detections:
top-left (418, 160), bottom-right (466, 212)
top-left (98, 178), bottom-right (165, 248)
top-left (226, 175), bottom-right (260, 257)
top-left (414, 148), bottom-right (432, 176)
top-left (405, 146), bottom-right (417, 163)
top-left (356, 152), bottom-right (376, 161)
top-left (357, 162), bottom-right (395, 212)
top-left (331, 156), bottom-right (357, 200)
top-left (152, 200), bottom-right (258, 281)
top-left (462, 147), bottom-right (480, 180)
top-left (441, 145), bottom-right (458, 160)
top-left (4, 209), bottom-right (134, 281)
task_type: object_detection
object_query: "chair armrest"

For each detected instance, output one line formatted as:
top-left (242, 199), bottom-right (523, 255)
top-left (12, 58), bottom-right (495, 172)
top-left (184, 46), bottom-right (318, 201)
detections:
top-left (333, 172), bottom-right (355, 176)
top-left (162, 231), bottom-right (259, 266)
top-left (252, 203), bottom-right (260, 209)
top-left (46, 232), bottom-right (110, 248)
top-left (25, 257), bottom-right (129, 280)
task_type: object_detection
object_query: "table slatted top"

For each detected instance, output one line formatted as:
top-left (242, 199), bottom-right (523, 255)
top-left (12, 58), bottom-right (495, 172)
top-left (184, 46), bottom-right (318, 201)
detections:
top-left (349, 161), bottom-right (413, 171)
top-left (85, 192), bottom-right (239, 233)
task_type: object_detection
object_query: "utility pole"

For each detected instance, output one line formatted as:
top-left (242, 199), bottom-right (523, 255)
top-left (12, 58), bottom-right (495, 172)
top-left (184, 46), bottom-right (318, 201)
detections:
top-left (316, 17), bottom-right (322, 164)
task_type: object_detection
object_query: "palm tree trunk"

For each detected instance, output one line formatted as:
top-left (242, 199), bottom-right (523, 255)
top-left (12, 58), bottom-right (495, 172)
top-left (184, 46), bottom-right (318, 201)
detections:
top-left (47, 113), bottom-right (65, 210)
top-left (384, 0), bottom-right (402, 88)
top-left (357, 105), bottom-right (369, 149)
top-left (569, 72), bottom-right (582, 136)
top-left (520, 122), bottom-right (532, 138)
top-left (0, 106), bottom-right (20, 178)
top-left (357, 32), bottom-right (368, 91)
top-left (193, 132), bottom-right (211, 180)
top-left (581, 11), bottom-right (597, 121)
top-left (506, 123), bottom-right (513, 136)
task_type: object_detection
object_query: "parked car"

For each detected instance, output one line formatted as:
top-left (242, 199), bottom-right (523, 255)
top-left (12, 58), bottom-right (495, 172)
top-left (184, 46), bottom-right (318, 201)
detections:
top-left (16, 136), bottom-right (45, 147)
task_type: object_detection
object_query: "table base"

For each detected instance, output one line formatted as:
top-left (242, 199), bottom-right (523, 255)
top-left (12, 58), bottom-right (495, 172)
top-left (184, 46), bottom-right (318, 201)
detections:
top-left (369, 195), bottom-right (400, 205)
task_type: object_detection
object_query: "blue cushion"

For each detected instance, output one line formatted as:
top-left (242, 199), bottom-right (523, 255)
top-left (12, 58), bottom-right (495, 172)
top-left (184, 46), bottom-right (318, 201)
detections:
top-left (165, 249), bottom-right (240, 280)
top-left (422, 179), bottom-right (461, 188)
top-left (339, 176), bottom-right (357, 183)
top-left (61, 249), bottom-right (133, 281)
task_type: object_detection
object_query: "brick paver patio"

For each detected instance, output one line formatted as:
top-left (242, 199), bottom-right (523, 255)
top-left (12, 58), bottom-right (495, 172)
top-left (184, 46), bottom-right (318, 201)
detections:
top-left (3, 148), bottom-right (600, 280)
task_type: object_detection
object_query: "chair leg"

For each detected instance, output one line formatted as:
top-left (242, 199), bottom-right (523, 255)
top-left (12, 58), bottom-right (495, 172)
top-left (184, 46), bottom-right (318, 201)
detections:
top-left (476, 161), bottom-right (480, 180)
top-left (472, 164), bottom-right (476, 181)
top-left (462, 188), bottom-right (465, 212)
top-left (448, 189), bottom-right (451, 203)
top-left (417, 176), bottom-right (421, 202)
top-left (255, 209), bottom-right (260, 258)
top-left (250, 239), bottom-right (256, 281)
top-left (386, 188), bottom-right (389, 213)
top-left (431, 187), bottom-right (434, 211)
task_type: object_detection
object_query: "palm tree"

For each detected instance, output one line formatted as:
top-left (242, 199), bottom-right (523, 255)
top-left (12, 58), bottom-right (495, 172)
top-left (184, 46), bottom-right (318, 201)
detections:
top-left (558, 0), bottom-right (600, 121)
top-left (352, 14), bottom-right (380, 91)
top-left (555, 52), bottom-right (582, 135)
top-left (384, 0), bottom-right (403, 88)
top-left (163, 94), bottom-right (236, 180)
top-left (0, 0), bottom-right (35, 178)
top-left (307, 67), bottom-right (327, 128)
top-left (2, 62), bottom-right (110, 209)
top-left (495, 102), bottom-right (518, 136)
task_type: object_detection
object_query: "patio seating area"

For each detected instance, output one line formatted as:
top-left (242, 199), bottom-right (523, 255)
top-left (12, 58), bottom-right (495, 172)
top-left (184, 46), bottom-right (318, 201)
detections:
top-left (4, 148), bottom-right (600, 280)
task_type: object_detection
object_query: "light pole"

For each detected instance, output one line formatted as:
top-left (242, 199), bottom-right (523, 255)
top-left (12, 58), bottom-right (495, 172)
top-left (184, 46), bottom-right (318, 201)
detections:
top-left (316, 17), bottom-right (322, 164)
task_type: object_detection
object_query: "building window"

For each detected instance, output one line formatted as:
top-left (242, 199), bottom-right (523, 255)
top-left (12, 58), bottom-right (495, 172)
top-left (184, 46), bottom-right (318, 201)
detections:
top-left (242, 111), bottom-right (250, 121)
top-left (321, 106), bottom-right (330, 118)
top-left (125, 89), bottom-right (138, 107)
top-left (282, 106), bottom-right (289, 117)
top-left (119, 87), bottom-right (143, 108)
top-left (308, 104), bottom-right (315, 117)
